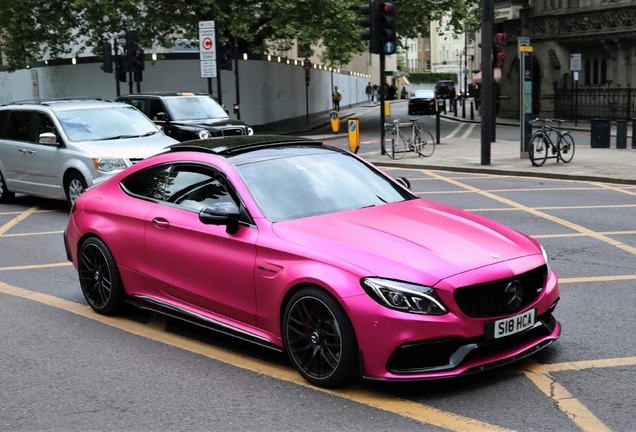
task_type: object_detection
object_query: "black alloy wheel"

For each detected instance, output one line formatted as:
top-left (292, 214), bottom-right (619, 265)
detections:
top-left (284, 287), bottom-right (358, 388)
top-left (0, 171), bottom-right (15, 203)
top-left (78, 237), bottom-right (125, 315)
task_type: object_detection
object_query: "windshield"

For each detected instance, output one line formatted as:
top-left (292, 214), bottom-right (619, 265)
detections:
top-left (237, 150), bottom-right (412, 222)
top-left (56, 106), bottom-right (160, 142)
top-left (414, 90), bottom-right (435, 99)
top-left (164, 96), bottom-right (229, 121)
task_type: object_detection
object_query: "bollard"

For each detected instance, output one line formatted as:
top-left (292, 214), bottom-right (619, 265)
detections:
top-left (462, 98), bottom-right (466, 118)
top-left (633, 119), bottom-right (636, 149)
top-left (454, 100), bottom-right (458, 117)
top-left (470, 101), bottom-right (474, 120)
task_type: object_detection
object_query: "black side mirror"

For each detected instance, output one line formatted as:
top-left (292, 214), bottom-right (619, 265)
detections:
top-left (156, 112), bottom-right (168, 121)
top-left (199, 202), bottom-right (240, 234)
top-left (396, 177), bottom-right (411, 190)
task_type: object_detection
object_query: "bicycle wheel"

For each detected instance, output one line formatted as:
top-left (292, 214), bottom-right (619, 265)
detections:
top-left (415, 129), bottom-right (436, 157)
top-left (558, 132), bottom-right (575, 163)
top-left (382, 131), bottom-right (406, 159)
top-left (529, 133), bottom-right (548, 167)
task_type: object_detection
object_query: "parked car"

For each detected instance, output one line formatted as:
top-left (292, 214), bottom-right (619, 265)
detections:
top-left (117, 92), bottom-right (254, 142)
top-left (65, 135), bottom-right (561, 388)
top-left (0, 98), bottom-right (178, 206)
top-left (408, 90), bottom-right (438, 115)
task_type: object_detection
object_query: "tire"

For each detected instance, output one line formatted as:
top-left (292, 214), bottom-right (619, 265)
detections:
top-left (415, 129), bottom-right (436, 157)
top-left (558, 133), bottom-right (575, 163)
top-left (383, 133), bottom-right (406, 160)
top-left (0, 171), bottom-right (15, 204)
top-left (529, 133), bottom-right (548, 167)
top-left (78, 237), bottom-right (125, 315)
top-left (283, 287), bottom-right (358, 388)
top-left (65, 171), bottom-right (87, 207)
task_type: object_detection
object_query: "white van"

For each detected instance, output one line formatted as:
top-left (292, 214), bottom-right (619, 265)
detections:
top-left (0, 98), bottom-right (178, 206)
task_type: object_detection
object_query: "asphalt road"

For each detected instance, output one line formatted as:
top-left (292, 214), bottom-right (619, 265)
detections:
top-left (1, 139), bottom-right (636, 431)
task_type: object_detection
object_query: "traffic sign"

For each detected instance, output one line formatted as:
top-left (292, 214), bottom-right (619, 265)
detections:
top-left (384, 41), bottom-right (395, 55)
top-left (570, 53), bottom-right (581, 71)
top-left (199, 20), bottom-right (216, 61)
top-left (302, 58), bottom-right (312, 71)
top-left (200, 60), bottom-right (217, 78)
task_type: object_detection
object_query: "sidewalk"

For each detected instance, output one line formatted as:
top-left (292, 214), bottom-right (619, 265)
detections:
top-left (267, 101), bottom-right (636, 185)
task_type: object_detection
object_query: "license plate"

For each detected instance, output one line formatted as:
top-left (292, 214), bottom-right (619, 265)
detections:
top-left (491, 309), bottom-right (535, 339)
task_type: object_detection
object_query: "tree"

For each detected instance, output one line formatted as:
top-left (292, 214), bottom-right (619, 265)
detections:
top-left (0, 0), bottom-right (480, 72)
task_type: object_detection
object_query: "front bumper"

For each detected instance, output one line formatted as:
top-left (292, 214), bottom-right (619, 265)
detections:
top-left (343, 268), bottom-right (561, 381)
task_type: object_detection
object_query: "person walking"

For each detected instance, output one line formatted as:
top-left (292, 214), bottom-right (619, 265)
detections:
top-left (372, 85), bottom-right (379, 104)
top-left (365, 82), bottom-right (373, 102)
top-left (332, 86), bottom-right (342, 111)
top-left (449, 83), bottom-right (456, 113)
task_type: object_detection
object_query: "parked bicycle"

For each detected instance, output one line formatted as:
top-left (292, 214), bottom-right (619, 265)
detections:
top-left (529, 118), bottom-right (575, 167)
top-left (383, 118), bottom-right (435, 159)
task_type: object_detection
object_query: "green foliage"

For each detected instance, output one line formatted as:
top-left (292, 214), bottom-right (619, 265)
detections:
top-left (408, 72), bottom-right (459, 84)
top-left (0, 0), bottom-right (481, 72)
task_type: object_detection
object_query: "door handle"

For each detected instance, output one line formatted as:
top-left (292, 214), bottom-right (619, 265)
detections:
top-left (18, 149), bottom-right (27, 154)
top-left (28, 150), bottom-right (36, 155)
top-left (152, 218), bottom-right (170, 227)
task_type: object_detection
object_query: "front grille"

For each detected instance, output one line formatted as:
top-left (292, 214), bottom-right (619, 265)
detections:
top-left (454, 265), bottom-right (546, 318)
top-left (222, 127), bottom-right (245, 136)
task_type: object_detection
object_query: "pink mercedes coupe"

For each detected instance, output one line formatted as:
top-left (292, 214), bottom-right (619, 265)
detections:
top-left (65, 136), bottom-right (561, 388)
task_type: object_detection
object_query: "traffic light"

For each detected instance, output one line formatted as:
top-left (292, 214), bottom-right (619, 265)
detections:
top-left (133, 48), bottom-right (145, 82)
top-left (100, 42), bottom-right (113, 73)
top-left (379, 2), bottom-right (397, 54)
top-left (218, 41), bottom-right (233, 71)
top-left (360, 3), bottom-right (380, 55)
top-left (118, 30), bottom-right (138, 73)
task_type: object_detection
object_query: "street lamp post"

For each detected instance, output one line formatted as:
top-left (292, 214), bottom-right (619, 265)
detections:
top-left (463, 32), bottom-right (468, 117)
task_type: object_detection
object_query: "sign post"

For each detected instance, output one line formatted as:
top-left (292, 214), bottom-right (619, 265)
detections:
top-left (303, 58), bottom-right (311, 124)
top-left (570, 54), bottom-right (581, 126)
top-left (199, 20), bottom-right (216, 96)
top-left (518, 37), bottom-right (532, 158)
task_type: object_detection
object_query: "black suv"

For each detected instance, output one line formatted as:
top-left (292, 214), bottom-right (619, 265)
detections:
top-left (117, 92), bottom-right (253, 142)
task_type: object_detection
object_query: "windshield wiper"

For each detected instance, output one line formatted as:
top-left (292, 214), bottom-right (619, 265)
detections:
top-left (94, 135), bottom-right (138, 141)
top-left (140, 131), bottom-right (159, 137)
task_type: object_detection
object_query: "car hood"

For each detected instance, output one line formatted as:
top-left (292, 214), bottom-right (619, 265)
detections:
top-left (78, 134), bottom-right (177, 158)
top-left (171, 119), bottom-right (247, 128)
top-left (271, 199), bottom-right (539, 283)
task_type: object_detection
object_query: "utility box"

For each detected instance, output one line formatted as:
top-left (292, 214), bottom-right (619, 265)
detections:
top-left (616, 119), bottom-right (627, 149)
top-left (590, 118), bottom-right (611, 148)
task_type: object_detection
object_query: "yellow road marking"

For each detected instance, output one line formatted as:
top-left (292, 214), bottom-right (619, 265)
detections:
top-left (0, 281), bottom-right (511, 432)
top-left (0, 206), bottom-right (39, 235)
top-left (522, 365), bottom-right (611, 432)
top-left (0, 262), bottom-right (73, 271)
top-left (0, 230), bottom-right (64, 238)
top-left (558, 274), bottom-right (636, 283)
top-left (424, 171), bottom-right (636, 257)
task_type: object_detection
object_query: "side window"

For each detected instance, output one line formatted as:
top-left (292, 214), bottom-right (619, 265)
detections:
top-left (128, 98), bottom-right (147, 113)
top-left (6, 110), bottom-right (32, 142)
top-left (0, 110), bottom-right (9, 138)
top-left (165, 165), bottom-right (235, 211)
top-left (32, 112), bottom-right (58, 143)
top-left (148, 99), bottom-right (167, 120)
top-left (121, 164), bottom-right (172, 201)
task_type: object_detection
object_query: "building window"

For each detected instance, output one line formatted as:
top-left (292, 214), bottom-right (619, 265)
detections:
top-left (601, 58), bottom-right (607, 84)
top-left (425, 42), bottom-right (430, 51)
top-left (584, 59), bottom-right (591, 85)
top-left (544, 0), bottom-right (555, 9)
top-left (425, 60), bottom-right (431, 70)
top-left (584, 57), bottom-right (607, 86)
top-left (569, 0), bottom-right (579, 7)
top-left (593, 59), bottom-right (599, 85)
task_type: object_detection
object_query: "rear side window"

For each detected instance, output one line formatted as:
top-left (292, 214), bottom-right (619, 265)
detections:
top-left (148, 99), bottom-right (167, 120)
top-left (6, 111), bottom-right (32, 142)
top-left (0, 111), bottom-right (9, 138)
top-left (121, 164), bottom-right (172, 201)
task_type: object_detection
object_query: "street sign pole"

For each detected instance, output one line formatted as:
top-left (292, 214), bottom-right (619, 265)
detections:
top-left (199, 20), bottom-right (217, 99)
top-left (570, 54), bottom-right (581, 127)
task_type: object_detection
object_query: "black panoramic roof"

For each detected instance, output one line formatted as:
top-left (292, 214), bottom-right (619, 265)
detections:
top-left (168, 135), bottom-right (322, 156)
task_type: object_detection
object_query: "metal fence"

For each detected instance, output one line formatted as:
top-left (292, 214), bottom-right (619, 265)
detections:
top-left (555, 88), bottom-right (636, 120)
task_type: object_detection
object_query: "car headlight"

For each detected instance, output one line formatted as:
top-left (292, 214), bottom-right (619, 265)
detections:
top-left (93, 158), bottom-right (127, 172)
top-left (361, 278), bottom-right (447, 315)
top-left (540, 244), bottom-right (552, 281)
top-left (247, 127), bottom-right (254, 136)
top-left (198, 130), bottom-right (210, 139)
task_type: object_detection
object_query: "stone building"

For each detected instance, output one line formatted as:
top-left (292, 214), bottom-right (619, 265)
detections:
top-left (497, 0), bottom-right (636, 120)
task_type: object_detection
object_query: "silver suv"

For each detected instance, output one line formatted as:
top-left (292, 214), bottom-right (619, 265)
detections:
top-left (0, 98), bottom-right (178, 206)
